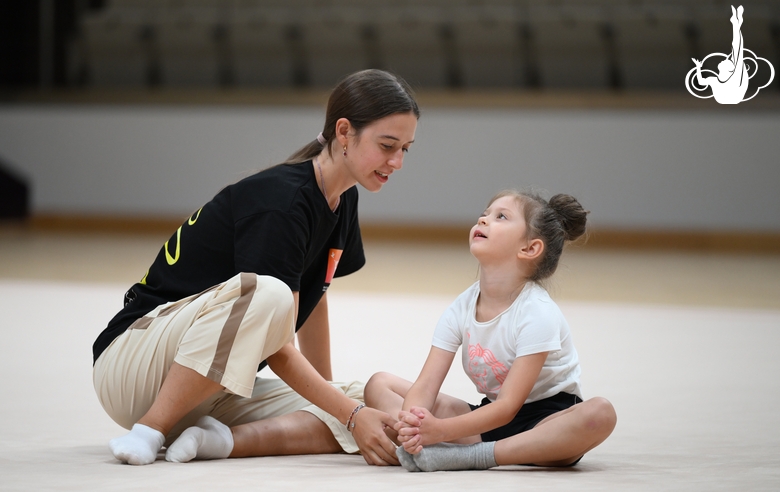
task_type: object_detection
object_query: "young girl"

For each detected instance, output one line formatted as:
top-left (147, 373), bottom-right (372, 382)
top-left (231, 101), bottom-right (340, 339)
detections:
top-left (364, 190), bottom-right (616, 471)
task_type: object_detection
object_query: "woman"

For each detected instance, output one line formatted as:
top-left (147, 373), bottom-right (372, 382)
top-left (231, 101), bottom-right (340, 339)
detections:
top-left (92, 69), bottom-right (419, 466)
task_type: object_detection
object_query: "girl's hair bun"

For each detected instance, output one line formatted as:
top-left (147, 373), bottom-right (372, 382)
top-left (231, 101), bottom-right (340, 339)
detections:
top-left (549, 194), bottom-right (588, 241)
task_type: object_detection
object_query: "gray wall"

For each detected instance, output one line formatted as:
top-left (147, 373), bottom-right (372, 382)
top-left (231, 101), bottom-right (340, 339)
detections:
top-left (1, 104), bottom-right (778, 231)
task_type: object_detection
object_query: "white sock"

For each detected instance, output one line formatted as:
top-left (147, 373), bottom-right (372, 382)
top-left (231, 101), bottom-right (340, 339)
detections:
top-left (108, 423), bottom-right (165, 466)
top-left (165, 416), bottom-right (234, 463)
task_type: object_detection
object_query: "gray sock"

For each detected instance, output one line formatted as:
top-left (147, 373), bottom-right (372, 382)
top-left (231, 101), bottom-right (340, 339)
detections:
top-left (413, 442), bottom-right (497, 472)
top-left (395, 446), bottom-right (422, 472)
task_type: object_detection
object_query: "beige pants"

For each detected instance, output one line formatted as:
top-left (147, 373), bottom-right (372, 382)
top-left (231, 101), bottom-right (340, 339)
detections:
top-left (93, 272), bottom-right (361, 452)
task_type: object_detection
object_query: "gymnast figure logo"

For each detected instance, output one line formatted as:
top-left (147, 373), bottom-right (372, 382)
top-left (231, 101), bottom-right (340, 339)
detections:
top-left (685, 5), bottom-right (774, 104)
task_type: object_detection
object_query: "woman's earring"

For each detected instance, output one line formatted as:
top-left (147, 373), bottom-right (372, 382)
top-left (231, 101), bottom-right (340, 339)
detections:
top-left (343, 146), bottom-right (347, 157)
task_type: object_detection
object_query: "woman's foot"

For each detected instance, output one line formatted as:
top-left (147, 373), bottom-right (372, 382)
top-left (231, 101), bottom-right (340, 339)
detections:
top-left (109, 423), bottom-right (165, 465)
top-left (165, 416), bottom-right (234, 463)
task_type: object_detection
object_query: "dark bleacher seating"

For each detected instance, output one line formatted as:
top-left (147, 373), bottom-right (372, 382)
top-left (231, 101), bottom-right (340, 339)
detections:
top-left (70, 0), bottom-right (780, 91)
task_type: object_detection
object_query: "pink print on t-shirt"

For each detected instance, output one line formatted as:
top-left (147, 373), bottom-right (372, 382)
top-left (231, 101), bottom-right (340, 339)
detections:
top-left (467, 341), bottom-right (509, 394)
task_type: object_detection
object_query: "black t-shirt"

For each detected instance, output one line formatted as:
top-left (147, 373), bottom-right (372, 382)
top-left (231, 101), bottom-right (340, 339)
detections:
top-left (92, 162), bottom-right (365, 366)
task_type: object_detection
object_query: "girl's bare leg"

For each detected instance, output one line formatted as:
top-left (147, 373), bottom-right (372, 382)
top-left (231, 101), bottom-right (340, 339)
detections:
top-left (230, 411), bottom-right (342, 457)
top-left (494, 397), bottom-right (617, 467)
top-left (397, 398), bottom-right (615, 472)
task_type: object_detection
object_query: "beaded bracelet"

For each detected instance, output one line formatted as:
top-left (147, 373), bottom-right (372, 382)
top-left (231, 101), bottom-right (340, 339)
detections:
top-left (346, 403), bottom-right (365, 432)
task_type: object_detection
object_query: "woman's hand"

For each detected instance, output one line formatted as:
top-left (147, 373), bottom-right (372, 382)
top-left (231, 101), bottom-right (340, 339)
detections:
top-left (351, 406), bottom-right (400, 466)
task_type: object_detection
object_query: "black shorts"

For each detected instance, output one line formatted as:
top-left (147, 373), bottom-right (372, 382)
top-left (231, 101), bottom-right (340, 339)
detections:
top-left (470, 392), bottom-right (583, 442)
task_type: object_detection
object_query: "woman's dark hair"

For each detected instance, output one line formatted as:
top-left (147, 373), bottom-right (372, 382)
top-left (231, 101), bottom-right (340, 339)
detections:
top-left (285, 69), bottom-right (420, 163)
top-left (490, 190), bottom-right (589, 282)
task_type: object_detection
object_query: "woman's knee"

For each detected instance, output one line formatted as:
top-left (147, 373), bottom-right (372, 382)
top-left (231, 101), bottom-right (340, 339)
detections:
top-left (249, 275), bottom-right (295, 328)
top-left (253, 275), bottom-right (294, 309)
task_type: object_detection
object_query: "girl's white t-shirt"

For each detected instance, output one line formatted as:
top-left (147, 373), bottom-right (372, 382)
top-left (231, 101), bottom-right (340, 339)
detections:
top-left (432, 281), bottom-right (582, 403)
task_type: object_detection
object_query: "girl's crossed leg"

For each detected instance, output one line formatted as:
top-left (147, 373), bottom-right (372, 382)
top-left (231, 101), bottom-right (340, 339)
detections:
top-left (365, 372), bottom-right (616, 470)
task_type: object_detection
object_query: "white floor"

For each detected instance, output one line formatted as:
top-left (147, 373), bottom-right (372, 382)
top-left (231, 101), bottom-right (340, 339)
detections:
top-left (1, 279), bottom-right (779, 491)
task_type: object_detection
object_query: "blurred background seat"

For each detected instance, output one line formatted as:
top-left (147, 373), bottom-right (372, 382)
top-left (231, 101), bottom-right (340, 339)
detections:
top-left (301, 3), bottom-right (375, 89)
top-left (155, 0), bottom-right (226, 87)
top-left (373, 1), bottom-right (452, 88)
top-left (453, 1), bottom-right (528, 88)
top-left (531, 5), bottom-right (612, 89)
top-left (229, 2), bottom-right (298, 87)
top-left (614, 5), bottom-right (694, 91)
top-left (81, 5), bottom-right (151, 87)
